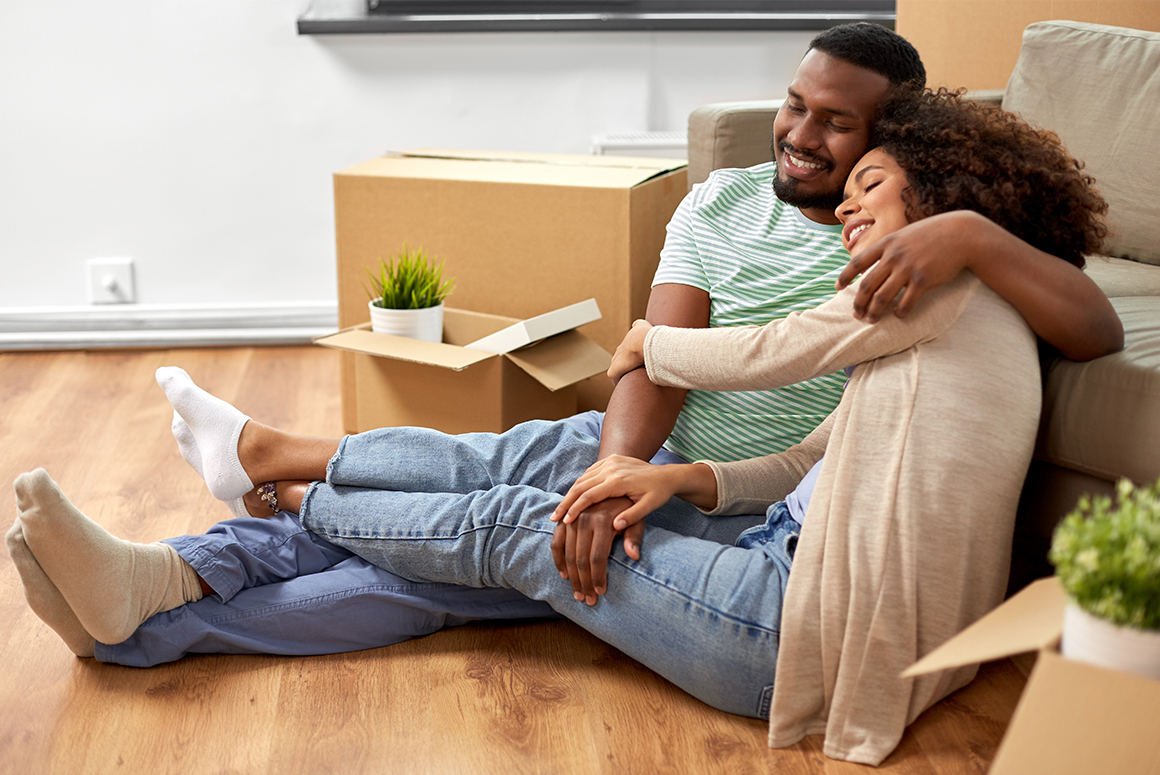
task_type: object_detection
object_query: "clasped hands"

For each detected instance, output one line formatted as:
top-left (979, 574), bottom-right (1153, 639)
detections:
top-left (550, 455), bottom-right (685, 606)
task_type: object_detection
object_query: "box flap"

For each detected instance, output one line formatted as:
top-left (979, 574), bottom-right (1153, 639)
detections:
top-left (902, 577), bottom-right (1066, 678)
top-left (505, 331), bottom-right (611, 391)
top-left (989, 649), bottom-right (1160, 775)
top-left (314, 326), bottom-right (495, 372)
top-left (465, 299), bottom-right (601, 354)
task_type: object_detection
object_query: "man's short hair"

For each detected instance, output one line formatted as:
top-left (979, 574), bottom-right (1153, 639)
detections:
top-left (809, 23), bottom-right (926, 90)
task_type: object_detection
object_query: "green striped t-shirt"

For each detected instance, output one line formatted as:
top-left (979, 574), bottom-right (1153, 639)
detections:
top-left (654, 162), bottom-right (849, 462)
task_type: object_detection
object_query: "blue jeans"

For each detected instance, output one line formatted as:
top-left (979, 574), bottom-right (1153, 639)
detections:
top-left (96, 413), bottom-right (740, 667)
top-left (97, 513), bottom-right (557, 666)
top-left (300, 421), bottom-right (797, 718)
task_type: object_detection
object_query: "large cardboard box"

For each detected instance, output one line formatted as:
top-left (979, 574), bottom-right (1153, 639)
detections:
top-left (315, 303), bottom-right (611, 435)
top-left (905, 577), bottom-right (1160, 774)
top-left (333, 148), bottom-right (688, 433)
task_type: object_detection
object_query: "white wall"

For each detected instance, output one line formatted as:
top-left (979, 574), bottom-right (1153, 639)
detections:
top-left (0, 0), bottom-right (811, 313)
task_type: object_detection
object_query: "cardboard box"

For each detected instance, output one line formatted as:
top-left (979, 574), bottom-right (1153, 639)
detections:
top-left (333, 148), bottom-right (687, 432)
top-left (904, 577), bottom-right (1160, 774)
top-left (315, 304), bottom-right (611, 435)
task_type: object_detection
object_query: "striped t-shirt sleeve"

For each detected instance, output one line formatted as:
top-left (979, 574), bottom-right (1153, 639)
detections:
top-left (650, 163), bottom-right (851, 462)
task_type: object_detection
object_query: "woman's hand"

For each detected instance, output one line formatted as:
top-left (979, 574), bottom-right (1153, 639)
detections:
top-left (607, 319), bottom-right (654, 386)
top-left (553, 455), bottom-right (685, 530)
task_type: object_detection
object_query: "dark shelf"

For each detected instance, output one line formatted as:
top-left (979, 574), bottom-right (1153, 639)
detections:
top-left (298, 1), bottom-right (895, 34)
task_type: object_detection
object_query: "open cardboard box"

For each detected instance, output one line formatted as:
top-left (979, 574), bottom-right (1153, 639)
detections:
top-left (315, 300), bottom-right (611, 435)
top-left (904, 576), bottom-right (1160, 773)
top-left (333, 148), bottom-right (688, 430)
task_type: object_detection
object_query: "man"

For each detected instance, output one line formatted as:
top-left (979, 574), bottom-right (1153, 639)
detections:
top-left (10, 23), bottom-right (1120, 665)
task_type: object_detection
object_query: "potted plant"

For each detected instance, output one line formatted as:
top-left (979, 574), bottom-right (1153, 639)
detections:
top-left (1049, 477), bottom-right (1160, 679)
top-left (364, 245), bottom-right (454, 343)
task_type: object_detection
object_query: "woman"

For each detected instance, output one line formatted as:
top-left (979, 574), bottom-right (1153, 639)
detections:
top-left (11, 90), bottom-right (1108, 739)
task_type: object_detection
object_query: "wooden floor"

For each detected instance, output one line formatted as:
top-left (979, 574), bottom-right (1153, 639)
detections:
top-left (0, 347), bottom-right (1032, 774)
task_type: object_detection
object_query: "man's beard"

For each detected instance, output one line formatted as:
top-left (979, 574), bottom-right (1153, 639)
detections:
top-left (771, 175), bottom-right (846, 211)
top-left (771, 138), bottom-right (845, 211)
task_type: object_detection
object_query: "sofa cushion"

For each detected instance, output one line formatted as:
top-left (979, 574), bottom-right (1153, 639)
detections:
top-left (1085, 256), bottom-right (1160, 298)
top-left (686, 100), bottom-right (780, 189)
top-left (1038, 296), bottom-right (1160, 485)
top-left (1003, 21), bottom-right (1160, 266)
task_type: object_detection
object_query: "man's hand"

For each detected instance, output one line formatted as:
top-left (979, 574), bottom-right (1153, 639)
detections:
top-left (550, 497), bottom-right (643, 606)
top-left (608, 319), bottom-right (654, 386)
top-left (836, 210), bottom-right (1123, 360)
top-left (836, 211), bottom-right (973, 323)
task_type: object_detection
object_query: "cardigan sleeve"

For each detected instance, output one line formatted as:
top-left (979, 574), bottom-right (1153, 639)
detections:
top-left (643, 273), bottom-right (979, 392)
top-left (699, 411), bottom-right (834, 515)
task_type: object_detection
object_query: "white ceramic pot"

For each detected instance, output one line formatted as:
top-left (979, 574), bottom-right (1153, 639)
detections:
top-left (367, 300), bottom-right (444, 343)
top-left (1061, 601), bottom-right (1160, 679)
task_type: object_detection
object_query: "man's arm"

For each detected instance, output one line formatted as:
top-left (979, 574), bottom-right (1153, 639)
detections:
top-left (596, 283), bottom-right (712, 459)
top-left (550, 282), bottom-right (710, 605)
top-left (838, 210), bottom-right (1123, 361)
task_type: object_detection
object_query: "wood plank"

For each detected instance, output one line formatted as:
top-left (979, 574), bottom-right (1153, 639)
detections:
top-left (0, 348), bottom-right (1028, 774)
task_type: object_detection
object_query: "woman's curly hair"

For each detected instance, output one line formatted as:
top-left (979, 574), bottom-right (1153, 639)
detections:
top-left (869, 88), bottom-right (1108, 268)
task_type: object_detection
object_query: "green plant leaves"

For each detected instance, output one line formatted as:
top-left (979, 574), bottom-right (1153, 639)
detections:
top-left (363, 245), bottom-right (455, 310)
top-left (1050, 477), bottom-right (1160, 630)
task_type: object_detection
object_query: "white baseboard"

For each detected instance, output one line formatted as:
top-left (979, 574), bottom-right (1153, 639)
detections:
top-left (0, 301), bottom-right (339, 351)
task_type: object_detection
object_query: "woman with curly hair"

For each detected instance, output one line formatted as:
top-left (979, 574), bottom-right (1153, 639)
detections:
top-left (10, 89), bottom-right (1112, 762)
top-left (552, 88), bottom-right (1112, 758)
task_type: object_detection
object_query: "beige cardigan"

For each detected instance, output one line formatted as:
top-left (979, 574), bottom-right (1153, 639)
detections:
top-left (644, 272), bottom-right (1041, 765)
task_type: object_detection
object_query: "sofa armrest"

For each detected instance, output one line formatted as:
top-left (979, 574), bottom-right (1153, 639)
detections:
top-left (686, 99), bottom-right (781, 189)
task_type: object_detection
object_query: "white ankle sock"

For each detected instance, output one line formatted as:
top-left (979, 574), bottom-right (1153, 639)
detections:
top-left (156, 367), bottom-right (253, 501)
top-left (16, 469), bottom-right (204, 646)
top-left (171, 409), bottom-right (203, 474)
top-left (171, 411), bottom-right (250, 520)
top-left (6, 517), bottom-right (95, 657)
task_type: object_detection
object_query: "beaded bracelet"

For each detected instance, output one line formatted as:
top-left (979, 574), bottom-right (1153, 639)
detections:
top-left (257, 482), bottom-right (279, 514)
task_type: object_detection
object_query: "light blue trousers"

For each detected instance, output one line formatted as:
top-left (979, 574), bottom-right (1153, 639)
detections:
top-left (96, 414), bottom-right (771, 669)
top-left (300, 421), bottom-right (799, 718)
top-left (97, 513), bottom-right (558, 666)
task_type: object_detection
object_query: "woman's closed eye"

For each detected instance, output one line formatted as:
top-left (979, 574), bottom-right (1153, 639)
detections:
top-left (843, 180), bottom-right (880, 201)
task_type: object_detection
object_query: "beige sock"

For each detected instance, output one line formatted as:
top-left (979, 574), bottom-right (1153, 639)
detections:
top-left (15, 469), bottom-right (204, 646)
top-left (6, 517), bottom-right (96, 657)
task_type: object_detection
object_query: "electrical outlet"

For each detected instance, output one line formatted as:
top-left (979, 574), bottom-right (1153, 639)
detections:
top-left (87, 257), bottom-right (136, 304)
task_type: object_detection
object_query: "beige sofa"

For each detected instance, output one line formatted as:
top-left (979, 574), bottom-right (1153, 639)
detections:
top-left (686, 20), bottom-right (1160, 591)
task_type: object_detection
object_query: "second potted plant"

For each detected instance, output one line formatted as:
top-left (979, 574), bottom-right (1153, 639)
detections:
top-left (1049, 477), bottom-right (1160, 679)
top-left (364, 245), bottom-right (455, 343)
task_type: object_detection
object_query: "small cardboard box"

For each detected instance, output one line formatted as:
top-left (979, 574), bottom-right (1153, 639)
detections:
top-left (904, 577), bottom-right (1160, 774)
top-left (333, 148), bottom-right (687, 432)
top-left (315, 303), bottom-right (611, 435)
